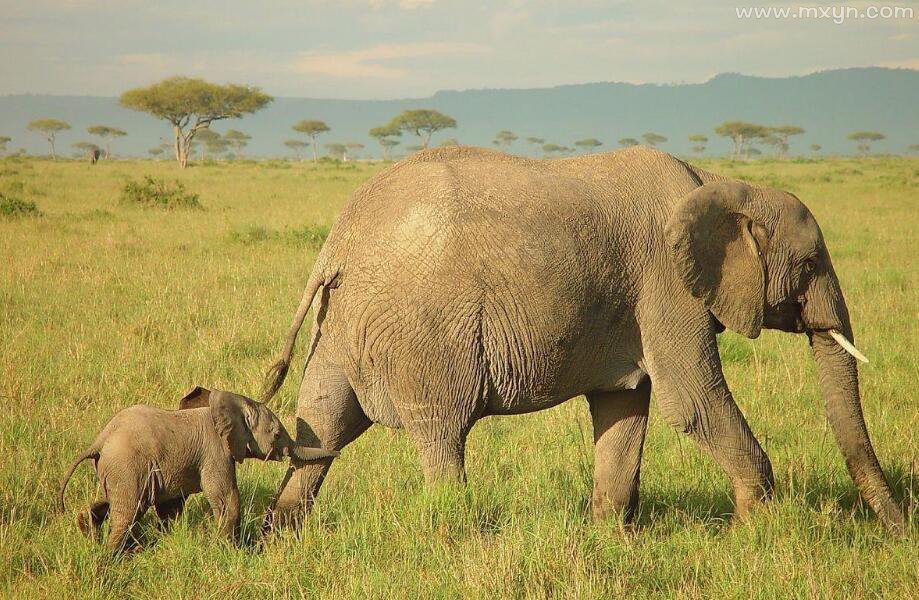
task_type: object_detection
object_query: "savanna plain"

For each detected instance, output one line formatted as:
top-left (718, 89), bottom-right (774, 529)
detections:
top-left (0, 155), bottom-right (916, 598)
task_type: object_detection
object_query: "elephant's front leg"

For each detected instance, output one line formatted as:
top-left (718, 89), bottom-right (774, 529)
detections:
top-left (263, 347), bottom-right (369, 533)
top-left (587, 377), bottom-right (651, 524)
top-left (643, 322), bottom-right (775, 518)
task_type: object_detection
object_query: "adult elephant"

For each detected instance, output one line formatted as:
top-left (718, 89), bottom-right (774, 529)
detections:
top-left (261, 146), bottom-right (904, 531)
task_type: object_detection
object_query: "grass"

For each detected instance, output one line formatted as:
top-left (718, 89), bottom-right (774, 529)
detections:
top-left (0, 156), bottom-right (916, 598)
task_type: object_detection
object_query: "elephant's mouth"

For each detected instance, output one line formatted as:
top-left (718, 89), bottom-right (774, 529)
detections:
top-left (764, 301), bottom-right (806, 333)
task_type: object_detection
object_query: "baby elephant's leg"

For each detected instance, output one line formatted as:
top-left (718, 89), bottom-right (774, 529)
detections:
top-left (77, 498), bottom-right (109, 539)
top-left (154, 497), bottom-right (186, 531)
top-left (106, 495), bottom-right (148, 554)
top-left (202, 475), bottom-right (241, 545)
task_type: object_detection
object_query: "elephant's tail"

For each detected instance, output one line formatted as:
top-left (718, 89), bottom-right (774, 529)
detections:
top-left (59, 449), bottom-right (98, 513)
top-left (261, 268), bottom-right (335, 403)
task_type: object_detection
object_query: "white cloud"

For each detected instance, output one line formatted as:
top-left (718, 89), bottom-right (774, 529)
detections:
top-left (291, 42), bottom-right (489, 79)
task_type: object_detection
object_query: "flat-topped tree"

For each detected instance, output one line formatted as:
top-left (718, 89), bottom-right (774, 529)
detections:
top-left (388, 109), bottom-right (456, 149)
top-left (574, 138), bottom-right (602, 153)
top-left (810, 144), bottom-right (822, 154)
top-left (369, 123), bottom-right (401, 160)
top-left (293, 120), bottom-right (330, 162)
top-left (768, 125), bottom-right (804, 157)
top-left (714, 121), bottom-right (769, 160)
top-left (120, 77), bottom-right (272, 168)
top-left (72, 141), bottom-right (101, 162)
top-left (0, 136), bottom-right (10, 156)
top-left (87, 125), bottom-right (127, 159)
top-left (27, 119), bottom-right (71, 160)
top-left (493, 130), bottom-right (518, 150)
top-left (541, 143), bottom-right (563, 157)
top-left (224, 129), bottom-right (251, 156)
top-left (642, 132), bottom-right (667, 147)
top-left (847, 131), bottom-right (885, 155)
top-left (525, 137), bottom-right (544, 156)
top-left (324, 142), bottom-right (347, 161)
top-left (345, 142), bottom-right (365, 160)
top-left (618, 138), bottom-right (640, 147)
top-left (284, 139), bottom-right (308, 160)
top-left (688, 134), bottom-right (708, 155)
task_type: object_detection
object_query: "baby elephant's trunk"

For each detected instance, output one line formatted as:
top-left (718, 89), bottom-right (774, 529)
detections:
top-left (275, 429), bottom-right (340, 462)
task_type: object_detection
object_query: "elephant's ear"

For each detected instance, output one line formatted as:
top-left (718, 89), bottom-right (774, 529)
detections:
top-left (179, 386), bottom-right (211, 410)
top-left (664, 181), bottom-right (766, 338)
top-left (209, 391), bottom-right (255, 463)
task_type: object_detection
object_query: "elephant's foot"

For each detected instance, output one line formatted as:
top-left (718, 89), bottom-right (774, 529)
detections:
top-left (731, 473), bottom-right (776, 521)
top-left (591, 489), bottom-right (639, 525)
top-left (262, 463), bottom-right (326, 536)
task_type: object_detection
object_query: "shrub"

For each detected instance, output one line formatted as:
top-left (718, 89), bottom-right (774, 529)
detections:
top-left (120, 176), bottom-right (201, 209)
top-left (0, 192), bottom-right (41, 217)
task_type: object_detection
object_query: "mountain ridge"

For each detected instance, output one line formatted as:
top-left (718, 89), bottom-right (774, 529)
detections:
top-left (1, 67), bottom-right (916, 157)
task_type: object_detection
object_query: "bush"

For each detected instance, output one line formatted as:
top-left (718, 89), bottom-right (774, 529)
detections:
top-left (0, 192), bottom-right (41, 217)
top-left (120, 176), bottom-right (201, 209)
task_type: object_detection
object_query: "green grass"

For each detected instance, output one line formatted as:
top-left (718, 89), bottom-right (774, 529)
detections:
top-left (1, 156), bottom-right (916, 598)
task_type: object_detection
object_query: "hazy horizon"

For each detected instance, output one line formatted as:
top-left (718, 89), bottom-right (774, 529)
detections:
top-left (2, 1), bottom-right (916, 100)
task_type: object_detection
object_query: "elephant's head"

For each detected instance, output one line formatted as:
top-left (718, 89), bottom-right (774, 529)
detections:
top-left (664, 181), bottom-right (904, 529)
top-left (182, 387), bottom-right (340, 464)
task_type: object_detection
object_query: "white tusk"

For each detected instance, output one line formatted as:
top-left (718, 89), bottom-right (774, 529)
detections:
top-left (829, 330), bottom-right (869, 363)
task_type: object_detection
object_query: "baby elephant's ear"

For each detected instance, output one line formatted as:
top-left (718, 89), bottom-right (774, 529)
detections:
top-left (209, 391), bottom-right (255, 463)
top-left (289, 446), bottom-right (340, 463)
top-left (179, 386), bottom-right (212, 410)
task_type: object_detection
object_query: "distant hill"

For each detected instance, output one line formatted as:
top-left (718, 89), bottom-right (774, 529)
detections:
top-left (0, 67), bottom-right (916, 158)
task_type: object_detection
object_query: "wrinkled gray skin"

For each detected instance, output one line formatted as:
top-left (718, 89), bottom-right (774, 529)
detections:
top-left (59, 387), bottom-right (338, 552)
top-left (261, 145), bottom-right (904, 532)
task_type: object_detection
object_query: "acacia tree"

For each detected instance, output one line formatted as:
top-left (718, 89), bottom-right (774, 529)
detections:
top-left (810, 144), bottom-right (822, 154)
top-left (642, 132), bottom-right (667, 147)
top-left (27, 119), bottom-right (71, 160)
top-left (87, 125), bottom-right (127, 159)
top-left (193, 129), bottom-right (222, 161)
top-left (618, 137), bottom-right (640, 147)
top-left (574, 138), bottom-right (602, 153)
top-left (714, 121), bottom-right (769, 160)
top-left (688, 134), bottom-right (708, 155)
top-left (324, 142), bottom-right (347, 161)
top-left (293, 120), bottom-right (330, 161)
top-left (848, 131), bottom-right (885, 155)
top-left (345, 142), bottom-right (364, 161)
top-left (493, 130), bottom-right (518, 150)
top-left (388, 109), bottom-right (456, 149)
top-left (525, 137), bottom-right (544, 156)
top-left (768, 125), bottom-right (804, 158)
top-left (72, 141), bottom-right (101, 162)
top-left (284, 139), bottom-right (307, 160)
top-left (148, 146), bottom-right (165, 159)
top-left (120, 77), bottom-right (271, 168)
top-left (907, 144), bottom-right (919, 154)
top-left (542, 143), bottom-right (563, 157)
top-left (224, 129), bottom-right (251, 156)
top-left (0, 136), bottom-right (10, 156)
top-left (369, 123), bottom-right (401, 160)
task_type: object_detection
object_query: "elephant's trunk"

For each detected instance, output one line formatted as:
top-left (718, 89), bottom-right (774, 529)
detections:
top-left (802, 269), bottom-right (904, 529)
top-left (810, 332), bottom-right (904, 529)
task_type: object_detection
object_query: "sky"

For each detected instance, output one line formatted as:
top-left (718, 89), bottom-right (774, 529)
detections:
top-left (0, 0), bottom-right (916, 99)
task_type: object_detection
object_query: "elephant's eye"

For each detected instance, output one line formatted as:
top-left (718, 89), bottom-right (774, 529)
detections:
top-left (802, 259), bottom-right (816, 274)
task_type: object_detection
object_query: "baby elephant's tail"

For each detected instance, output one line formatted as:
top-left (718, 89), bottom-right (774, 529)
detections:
top-left (59, 449), bottom-right (98, 513)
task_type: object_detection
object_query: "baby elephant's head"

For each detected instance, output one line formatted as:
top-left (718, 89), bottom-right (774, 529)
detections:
top-left (180, 387), bottom-right (340, 464)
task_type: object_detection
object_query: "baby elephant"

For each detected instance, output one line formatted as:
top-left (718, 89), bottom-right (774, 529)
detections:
top-left (59, 387), bottom-right (338, 552)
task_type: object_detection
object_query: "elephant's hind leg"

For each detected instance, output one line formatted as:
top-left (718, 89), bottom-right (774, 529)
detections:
top-left (77, 498), bottom-right (109, 538)
top-left (587, 377), bottom-right (651, 524)
top-left (396, 364), bottom-right (485, 486)
top-left (264, 348), bottom-right (369, 533)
